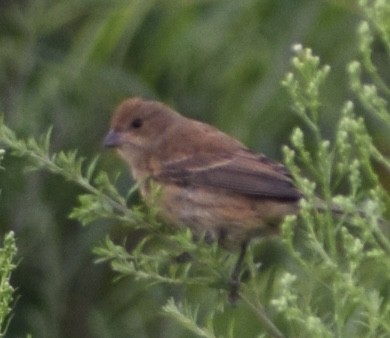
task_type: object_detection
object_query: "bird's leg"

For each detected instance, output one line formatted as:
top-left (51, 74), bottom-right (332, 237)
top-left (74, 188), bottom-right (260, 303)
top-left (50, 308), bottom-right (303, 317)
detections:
top-left (229, 241), bottom-right (248, 304)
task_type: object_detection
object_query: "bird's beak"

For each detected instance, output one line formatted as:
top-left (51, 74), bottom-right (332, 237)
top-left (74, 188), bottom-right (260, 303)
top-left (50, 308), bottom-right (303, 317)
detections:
top-left (103, 129), bottom-right (125, 148)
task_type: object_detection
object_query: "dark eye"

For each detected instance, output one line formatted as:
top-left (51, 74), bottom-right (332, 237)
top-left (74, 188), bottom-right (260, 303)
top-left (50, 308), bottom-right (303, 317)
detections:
top-left (130, 118), bottom-right (143, 129)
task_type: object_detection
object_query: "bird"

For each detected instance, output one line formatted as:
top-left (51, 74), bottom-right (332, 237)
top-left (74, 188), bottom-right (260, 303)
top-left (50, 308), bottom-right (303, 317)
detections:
top-left (104, 97), bottom-right (302, 297)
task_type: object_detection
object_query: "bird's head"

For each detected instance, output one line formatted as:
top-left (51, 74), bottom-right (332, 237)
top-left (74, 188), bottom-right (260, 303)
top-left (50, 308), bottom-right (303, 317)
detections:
top-left (104, 97), bottom-right (181, 163)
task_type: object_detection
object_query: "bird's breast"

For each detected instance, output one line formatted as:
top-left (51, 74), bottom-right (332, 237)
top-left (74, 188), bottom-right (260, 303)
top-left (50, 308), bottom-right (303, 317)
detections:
top-left (141, 180), bottom-right (298, 250)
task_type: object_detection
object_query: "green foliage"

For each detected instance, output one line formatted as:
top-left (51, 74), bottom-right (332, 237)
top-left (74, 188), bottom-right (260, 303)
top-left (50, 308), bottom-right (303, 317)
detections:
top-left (277, 41), bottom-right (390, 336)
top-left (0, 121), bottom-right (151, 229)
top-left (271, 1), bottom-right (390, 335)
top-left (162, 298), bottom-right (220, 338)
top-left (0, 150), bottom-right (17, 338)
top-left (0, 232), bottom-right (17, 337)
top-left (0, 0), bottom-right (389, 337)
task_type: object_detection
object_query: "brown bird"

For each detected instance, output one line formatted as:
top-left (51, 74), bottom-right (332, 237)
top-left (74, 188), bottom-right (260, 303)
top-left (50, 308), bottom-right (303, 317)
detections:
top-left (104, 97), bottom-right (302, 294)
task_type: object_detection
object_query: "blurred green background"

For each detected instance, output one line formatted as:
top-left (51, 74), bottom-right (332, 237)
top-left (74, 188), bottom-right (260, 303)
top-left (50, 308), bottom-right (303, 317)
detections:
top-left (0, 0), bottom-right (388, 337)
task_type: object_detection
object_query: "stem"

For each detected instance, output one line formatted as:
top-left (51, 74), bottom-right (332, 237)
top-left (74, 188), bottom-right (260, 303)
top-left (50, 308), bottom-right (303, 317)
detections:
top-left (239, 291), bottom-right (285, 338)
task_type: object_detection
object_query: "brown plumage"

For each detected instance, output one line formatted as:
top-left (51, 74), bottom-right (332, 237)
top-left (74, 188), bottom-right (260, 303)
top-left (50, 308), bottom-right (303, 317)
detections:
top-left (104, 97), bottom-right (301, 250)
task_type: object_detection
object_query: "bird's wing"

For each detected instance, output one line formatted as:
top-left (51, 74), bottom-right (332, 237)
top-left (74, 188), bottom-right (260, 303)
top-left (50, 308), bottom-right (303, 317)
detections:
top-left (155, 150), bottom-right (301, 201)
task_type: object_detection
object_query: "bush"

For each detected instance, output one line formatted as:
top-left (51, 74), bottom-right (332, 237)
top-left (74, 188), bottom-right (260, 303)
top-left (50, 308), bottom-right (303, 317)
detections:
top-left (0, 0), bottom-right (389, 337)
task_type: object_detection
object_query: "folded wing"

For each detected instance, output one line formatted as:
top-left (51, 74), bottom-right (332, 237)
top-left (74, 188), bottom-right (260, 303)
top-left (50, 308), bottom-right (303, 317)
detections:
top-left (156, 150), bottom-right (301, 201)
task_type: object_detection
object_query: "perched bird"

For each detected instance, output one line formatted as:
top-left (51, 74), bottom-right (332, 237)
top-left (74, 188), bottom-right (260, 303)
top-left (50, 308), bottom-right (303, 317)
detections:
top-left (104, 97), bottom-right (302, 293)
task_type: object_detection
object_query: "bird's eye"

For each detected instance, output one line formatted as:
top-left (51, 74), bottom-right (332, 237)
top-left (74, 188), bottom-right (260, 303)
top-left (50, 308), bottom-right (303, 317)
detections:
top-left (130, 118), bottom-right (143, 129)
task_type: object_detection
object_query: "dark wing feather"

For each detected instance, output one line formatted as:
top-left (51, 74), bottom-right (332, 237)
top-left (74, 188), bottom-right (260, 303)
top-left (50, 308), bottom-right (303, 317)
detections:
top-left (156, 151), bottom-right (301, 201)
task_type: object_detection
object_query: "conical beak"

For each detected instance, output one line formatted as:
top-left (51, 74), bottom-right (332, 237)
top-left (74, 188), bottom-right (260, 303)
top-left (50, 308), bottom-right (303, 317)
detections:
top-left (103, 129), bottom-right (124, 148)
